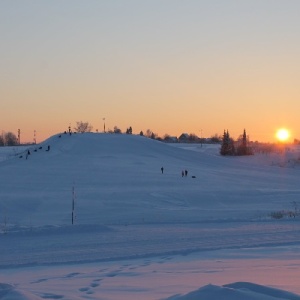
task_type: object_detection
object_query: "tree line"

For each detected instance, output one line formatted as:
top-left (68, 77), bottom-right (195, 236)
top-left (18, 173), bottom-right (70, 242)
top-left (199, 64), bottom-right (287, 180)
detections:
top-left (220, 129), bottom-right (253, 156)
top-left (74, 122), bottom-right (253, 157)
top-left (1, 122), bottom-right (250, 154)
top-left (1, 121), bottom-right (220, 146)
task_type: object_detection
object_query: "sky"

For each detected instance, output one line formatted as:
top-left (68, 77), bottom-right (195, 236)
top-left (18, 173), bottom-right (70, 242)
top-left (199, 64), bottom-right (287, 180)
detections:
top-left (1, 0), bottom-right (300, 143)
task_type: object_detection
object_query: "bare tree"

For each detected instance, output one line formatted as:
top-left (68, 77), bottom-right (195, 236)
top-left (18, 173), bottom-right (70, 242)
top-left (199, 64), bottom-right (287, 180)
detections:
top-left (113, 126), bottom-right (122, 134)
top-left (210, 134), bottom-right (222, 143)
top-left (74, 121), bottom-right (93, 133)
top-left (163, 134), bottom-right (171, 141)
top-left (5, 132), bottom-right (18, 146)
top-left (146, 129), bottom-right (152, 138)
top-left (150, 132), bottom-right (158, 139)
top-left (146, 129), bottom-right (158, 139)
top-left (188, 133), bottom-right (198, 142)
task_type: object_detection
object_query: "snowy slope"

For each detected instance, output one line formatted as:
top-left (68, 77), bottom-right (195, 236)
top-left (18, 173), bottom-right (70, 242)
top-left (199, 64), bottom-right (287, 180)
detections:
top-left (1, 133), bottom-right (300, 299)
top-left (0, 133), bottom-right (299, 227)
top-left (0, 283), bottom-right (41, 300)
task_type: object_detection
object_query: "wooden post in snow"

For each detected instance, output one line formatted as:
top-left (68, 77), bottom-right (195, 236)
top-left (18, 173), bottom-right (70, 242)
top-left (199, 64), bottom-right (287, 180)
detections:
top-left (72, 185), bottom-right (75, 225)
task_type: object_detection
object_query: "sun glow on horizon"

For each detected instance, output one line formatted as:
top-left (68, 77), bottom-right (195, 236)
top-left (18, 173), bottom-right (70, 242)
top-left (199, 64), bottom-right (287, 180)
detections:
top-left (276, 128), bottom-right (290, 142)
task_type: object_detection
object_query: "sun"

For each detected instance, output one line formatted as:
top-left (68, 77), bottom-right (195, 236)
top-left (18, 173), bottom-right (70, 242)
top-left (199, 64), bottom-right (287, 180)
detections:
top-left (276, 128), bottom-right (290, 142)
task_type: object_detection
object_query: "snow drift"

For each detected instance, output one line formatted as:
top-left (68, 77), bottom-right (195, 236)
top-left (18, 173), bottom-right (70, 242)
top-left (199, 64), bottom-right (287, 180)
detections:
top-left (165, 282), bottom-right (300, 300)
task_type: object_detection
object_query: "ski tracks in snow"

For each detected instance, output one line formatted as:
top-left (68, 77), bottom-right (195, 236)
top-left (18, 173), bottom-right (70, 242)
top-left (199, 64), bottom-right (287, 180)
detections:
top-left (1, 221), bottom-right (300, 268)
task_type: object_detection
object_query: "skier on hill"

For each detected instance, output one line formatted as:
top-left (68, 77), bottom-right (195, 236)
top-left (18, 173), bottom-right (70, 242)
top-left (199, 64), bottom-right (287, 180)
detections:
top-left (26, 150), bottom-right (30, 160)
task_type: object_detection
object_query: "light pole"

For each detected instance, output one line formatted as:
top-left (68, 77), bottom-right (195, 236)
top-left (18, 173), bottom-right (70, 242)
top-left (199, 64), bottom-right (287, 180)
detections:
top-left (200, 129), bottom-right (203, 148)
top-left (18, 129), bottom-right (20, 145)
top-left (34, 130), bottom-right (36, 144)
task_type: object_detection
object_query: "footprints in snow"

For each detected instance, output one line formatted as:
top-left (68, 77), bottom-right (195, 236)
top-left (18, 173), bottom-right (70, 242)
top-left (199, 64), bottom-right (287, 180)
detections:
top-left (34, 257), bottom-right (174, 298)
top-left (64, 272), bottom-right (81, 278)
top-left (41, 293), bottom-right (64, 299)
top-left (79, 279), bottom-right (101, 295)
top-left (77, 264), bottom-right (138, 296)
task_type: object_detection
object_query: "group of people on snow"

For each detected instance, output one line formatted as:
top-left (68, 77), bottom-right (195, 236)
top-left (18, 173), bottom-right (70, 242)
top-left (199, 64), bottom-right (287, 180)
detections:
top-left (161, 167), bottom-right (189, 177)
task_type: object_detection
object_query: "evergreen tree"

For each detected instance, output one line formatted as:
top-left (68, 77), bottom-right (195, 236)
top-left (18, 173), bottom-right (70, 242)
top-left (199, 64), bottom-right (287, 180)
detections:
top-left (242, 129), bottom-right (247, 148)
top-left (126, 126), bottom-right (132, 134)
top-left (220, 130), bottom-right (228, 155)
top-left (236, 129), bottom-right (253, 156)
top-left (220, 130), bottom-right (235, 156)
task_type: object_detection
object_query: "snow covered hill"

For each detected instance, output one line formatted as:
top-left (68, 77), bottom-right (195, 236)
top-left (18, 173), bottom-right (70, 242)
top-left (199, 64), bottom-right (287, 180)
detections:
top-left (0, 132), bottom-right (299, 227)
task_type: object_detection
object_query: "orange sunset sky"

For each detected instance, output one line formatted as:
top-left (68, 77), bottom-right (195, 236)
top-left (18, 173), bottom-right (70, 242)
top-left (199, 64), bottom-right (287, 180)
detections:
top-left (1, 1), bottom-right (299, 143)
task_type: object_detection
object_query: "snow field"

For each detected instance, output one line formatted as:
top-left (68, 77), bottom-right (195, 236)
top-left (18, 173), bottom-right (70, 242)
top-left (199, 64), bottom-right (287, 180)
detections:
top-left (1, 133), bottom-right (300, 299)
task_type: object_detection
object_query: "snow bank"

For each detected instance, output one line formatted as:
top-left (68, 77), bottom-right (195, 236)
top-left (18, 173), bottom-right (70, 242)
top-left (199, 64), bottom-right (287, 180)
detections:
top-left (0, 283), bottom-right (40, 300)
top-left (164, 282), bottom-right (300, 300)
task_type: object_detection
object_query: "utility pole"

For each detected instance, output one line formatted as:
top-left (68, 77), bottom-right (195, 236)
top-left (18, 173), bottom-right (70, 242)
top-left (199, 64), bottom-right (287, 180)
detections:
top-left (34, 130), bottom-right (36, 144)
top-left (18, 129), bottom-right (20, 145)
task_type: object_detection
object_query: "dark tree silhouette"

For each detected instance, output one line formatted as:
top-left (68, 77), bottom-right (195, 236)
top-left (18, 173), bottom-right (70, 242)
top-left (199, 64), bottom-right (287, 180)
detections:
top-left (236, 129), bottom-right (253, 156)
top-left (74, 121), bottom-right (93, 133)
top-left (126, 126), bottom-right (132, 134)
top-left (113, 126), bottom-right (122, 134)
top-left (5, 132), bottom-right (18, 146)
top-left (220, 130), bottom-right (235, 156)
